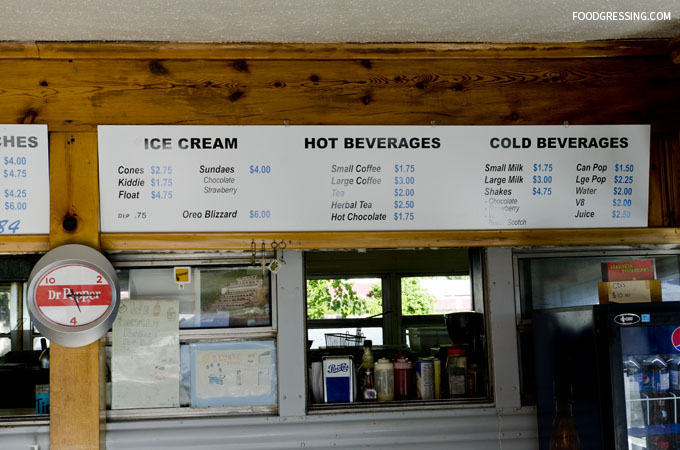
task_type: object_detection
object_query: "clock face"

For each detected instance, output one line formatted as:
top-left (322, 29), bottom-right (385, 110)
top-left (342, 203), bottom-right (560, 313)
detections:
top-left (27, 244), bottom-right (120, 347)
top-left (34, 264), bottom-right (114, 327)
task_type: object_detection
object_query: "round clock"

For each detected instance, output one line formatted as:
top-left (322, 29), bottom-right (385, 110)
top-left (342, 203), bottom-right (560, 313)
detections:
top-left (27, 244), bottom-right (120, 347)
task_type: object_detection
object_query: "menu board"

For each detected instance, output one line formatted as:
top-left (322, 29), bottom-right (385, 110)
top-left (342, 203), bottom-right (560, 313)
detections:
top-left (98, 125), bottom-right (650, 232)
top-left (0, 125), bottom-right (49, 234)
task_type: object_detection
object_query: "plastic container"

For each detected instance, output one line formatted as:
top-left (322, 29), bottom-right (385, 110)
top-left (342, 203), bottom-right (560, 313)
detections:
top-left (416, 358), bottom-right (434, 400)
top-left (406, 327), bottom-right (449, 353)
top-left (375, 358), bottom-right (394, 402)
top-left (446, 347), bottom-right (467, 397)
top-left (394, 356), bottom-right (413, 400)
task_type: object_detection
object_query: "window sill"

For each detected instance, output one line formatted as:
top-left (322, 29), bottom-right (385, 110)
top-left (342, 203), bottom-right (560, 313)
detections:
top-left (307, 397), bottom-right (494, 415)
top-left (106, 405), bottom-right (278, 422)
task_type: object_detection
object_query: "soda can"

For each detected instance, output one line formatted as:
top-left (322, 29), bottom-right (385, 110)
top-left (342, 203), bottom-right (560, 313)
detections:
top-left (322, 356), bottom-right (355, 403)
top-left (35, 384), bottom-right (50, 415)
top-left (434, 359), bottom-right (441, 399)
top-left (417, 358), bottom-right (434, 400)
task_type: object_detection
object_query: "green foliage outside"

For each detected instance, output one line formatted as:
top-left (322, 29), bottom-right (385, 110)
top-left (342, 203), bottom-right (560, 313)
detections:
top-left (307, 277), bottom-right (436, 319)
top-left (306, 279), bottom-right (381, 319)
top-left (369, 277), bottom-right (436, 315)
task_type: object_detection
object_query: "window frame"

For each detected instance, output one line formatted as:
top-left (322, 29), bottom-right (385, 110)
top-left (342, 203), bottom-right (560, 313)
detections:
top-left (513, 246), bottom-right (680, 406)
top-left (305, 249), bottom-right (483, 348)
top-left (304, 248), bottom-right (490, 409)
top-left (105, 250), bottom-right (279, 421)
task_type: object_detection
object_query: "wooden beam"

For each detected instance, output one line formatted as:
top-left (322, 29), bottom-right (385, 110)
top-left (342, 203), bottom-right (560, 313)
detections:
top-left (49, 132), bottom-right (104, 450)
top-left (670, 36), bottom-right (680, 64)
top-left (101, 228), bottom-right (680, 251)
top-left (0, 42), bottom-right (40, 59)
top-left (29, 40), bottom-right (674, 61)
top-left (0, 235), bottom-right (50, 252)
top-left (0, 45), bottom-right (676, 133)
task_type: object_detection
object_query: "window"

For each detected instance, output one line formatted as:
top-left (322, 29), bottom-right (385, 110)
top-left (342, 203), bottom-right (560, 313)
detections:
top-left (306, 248), bottom-right (488, 407)
top-left (0, 254), bottom-right (47, 418)
top-left (515, 249), bottom-right (680, 405)
top-left (106, 252), bottom-right (278, 418)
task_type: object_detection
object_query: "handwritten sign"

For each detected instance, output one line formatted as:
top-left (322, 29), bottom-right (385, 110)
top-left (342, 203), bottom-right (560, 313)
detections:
top-left (598, 280), bottom-right (662, 304)
top-left (190, 340), bottom-right (276, 408)
top-left (112, 298), bottom-right (180, 409)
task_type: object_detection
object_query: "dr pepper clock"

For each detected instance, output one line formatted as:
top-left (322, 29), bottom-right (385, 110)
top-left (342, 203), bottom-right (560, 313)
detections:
top-left (27, 244), bottom-right (120, 347)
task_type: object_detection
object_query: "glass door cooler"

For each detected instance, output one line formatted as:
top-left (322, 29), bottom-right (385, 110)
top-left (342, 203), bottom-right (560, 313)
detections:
top-left (533, 302), bottom-right (680, 450)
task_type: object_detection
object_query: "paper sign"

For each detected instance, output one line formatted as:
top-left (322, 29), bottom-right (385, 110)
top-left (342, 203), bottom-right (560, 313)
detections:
top-left (190, 340), bottom-right (276, 407)
top-left (0, 124), bottom-right (49, 234)
top-left (598, 280), bottom-right (662, 304)
top-left (112, 298), bottom-right (180, 409)
top-left (609, 280), bottom-right (652, 303)
top-left (603, 259), bottom-right (655, 281)
top-left (174, 266), bottom-right (191, 285)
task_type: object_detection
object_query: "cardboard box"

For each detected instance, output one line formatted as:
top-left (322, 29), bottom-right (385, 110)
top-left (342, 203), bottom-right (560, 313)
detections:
top-left (598, 279), bottom-right (662, 304)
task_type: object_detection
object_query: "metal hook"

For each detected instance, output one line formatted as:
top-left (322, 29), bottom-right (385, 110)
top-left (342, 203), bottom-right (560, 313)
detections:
top-left (269, 240), bottom-right (287, 266)
top-left (270, 239), bottom-right (287, 250)
top-left (250, 240), bottom-right (257, 265)
top-left (261, 241), bottom-right (266, 274)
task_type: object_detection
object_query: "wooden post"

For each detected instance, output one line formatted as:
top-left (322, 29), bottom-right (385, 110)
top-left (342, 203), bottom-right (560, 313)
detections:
top-left (48, 132), bottom-right (105, 450)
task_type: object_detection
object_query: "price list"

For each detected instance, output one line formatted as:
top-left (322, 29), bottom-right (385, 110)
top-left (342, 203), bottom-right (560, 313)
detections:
top-left (393, 164), bottom-right (416, 222)
top-left (248, 164), bottom-right (272, 221)
top-left (98, 125), bottom-right (649, 233)
top-left (612, 163), bottom-right (635, 220)
top-left (0, 125), bottom-right (49, 235)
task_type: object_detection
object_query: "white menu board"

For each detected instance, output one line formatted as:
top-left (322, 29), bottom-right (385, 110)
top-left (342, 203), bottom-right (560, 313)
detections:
top-left (98, 125), bottom-right (650, 232)
top-left (0, 125), bottom-right (49, 234)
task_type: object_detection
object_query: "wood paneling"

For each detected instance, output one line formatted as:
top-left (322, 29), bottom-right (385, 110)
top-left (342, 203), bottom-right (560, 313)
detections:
top-left (0, 42), bottom-right (40, 59)
top-left (49, 132), bottom-right (100, 248)
top-left (48, 132), bottom-right (104, 450)
top-left (31, 40), bottom-right (673, 60)
top-left (100, 228), bottom-right (680, 251)
top-left (670, 37), bottom-right (680, 65)
top-left (0, 45), bottom-right (678, 133)
top-left (0, 41), bottom-right (671, 245)
top-left (49, 341), bottom-right (103, 450)
top-left (0, 235), bottom-right (49, 252)
top-left (649, 131), bottom-right (680, 226)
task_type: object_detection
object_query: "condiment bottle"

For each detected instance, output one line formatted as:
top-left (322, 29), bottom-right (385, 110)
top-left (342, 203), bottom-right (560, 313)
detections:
top-left (360, 340), bottom-right (377, 401)
top-left (394, 355), bottom-right (413, 400)
top-left (375, 358), bottom-right (394, 402)
top-left (446, 347), bottom-right (467, 397)
top-left (363, 367), bottom-right (377, 401)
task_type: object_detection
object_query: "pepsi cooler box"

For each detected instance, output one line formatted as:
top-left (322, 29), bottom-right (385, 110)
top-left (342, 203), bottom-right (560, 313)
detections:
top-left (322, 355), bottom-right (355, 403)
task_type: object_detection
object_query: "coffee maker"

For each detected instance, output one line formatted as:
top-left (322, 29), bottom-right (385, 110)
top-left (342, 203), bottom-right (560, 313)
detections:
top-left (443, 311), bottom-right (486, 397)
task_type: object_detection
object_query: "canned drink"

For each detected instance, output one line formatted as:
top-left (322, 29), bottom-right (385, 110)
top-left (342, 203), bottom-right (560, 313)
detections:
top-left (434, 359), bottom-right (441, 399)
top-left (417, 358), bottom-right (434, 400)
top-left (35, 384), bottom-right (50, 415)
top-left (322, 356), bottom-right (355, 403)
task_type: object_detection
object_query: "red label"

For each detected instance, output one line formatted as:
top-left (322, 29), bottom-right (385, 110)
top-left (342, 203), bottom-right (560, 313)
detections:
top-left (35, 284), bottom-right (112, 307)
top-left (673, 327), bottom-right (680, 351)
top-left (605, 259), bottom-right (655, 282)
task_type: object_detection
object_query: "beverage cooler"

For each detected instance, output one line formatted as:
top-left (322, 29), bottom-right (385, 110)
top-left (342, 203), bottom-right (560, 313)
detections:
top-left (533, 302), bottom-right (680, 450)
